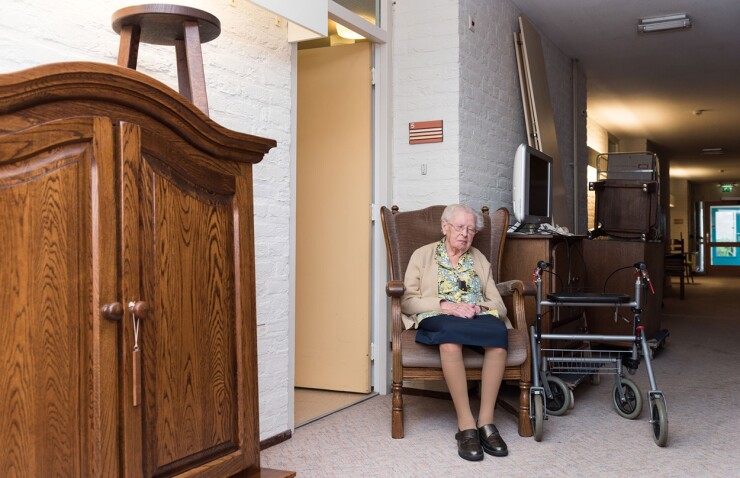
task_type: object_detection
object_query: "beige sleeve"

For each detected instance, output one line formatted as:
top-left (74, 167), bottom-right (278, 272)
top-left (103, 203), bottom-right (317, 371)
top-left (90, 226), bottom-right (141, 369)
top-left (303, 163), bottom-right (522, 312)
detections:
top-left (401, 246), bottom-right (443, 316)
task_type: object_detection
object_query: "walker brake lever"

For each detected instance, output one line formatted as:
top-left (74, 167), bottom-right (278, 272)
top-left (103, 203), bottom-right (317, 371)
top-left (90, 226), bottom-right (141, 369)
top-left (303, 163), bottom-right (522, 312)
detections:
top-left (533, 260), bottom-right (551, 282)
top-left (634, 262), bottom-right (655, 295)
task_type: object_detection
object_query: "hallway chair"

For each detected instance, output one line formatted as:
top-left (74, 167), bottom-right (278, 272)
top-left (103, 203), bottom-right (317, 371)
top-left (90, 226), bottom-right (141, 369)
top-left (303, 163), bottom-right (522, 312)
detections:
top-left (665, 235), bottom-right (691, 299)
top-left (380, 205), bottom-right (532, 439)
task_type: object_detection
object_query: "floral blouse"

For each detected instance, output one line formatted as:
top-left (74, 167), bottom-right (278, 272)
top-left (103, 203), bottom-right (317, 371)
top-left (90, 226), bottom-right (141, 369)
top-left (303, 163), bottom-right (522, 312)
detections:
top-left (416, 239), bottom-right (499, 323)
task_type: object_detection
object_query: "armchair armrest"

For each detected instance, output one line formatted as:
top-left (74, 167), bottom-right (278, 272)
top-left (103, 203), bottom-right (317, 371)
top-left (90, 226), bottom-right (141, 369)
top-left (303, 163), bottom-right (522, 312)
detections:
top-left (386, 280), bottom-right (405, 297)
top-left (496, 279), bottom-right (524, 297)
top-left (497, 279), bottom-right (528, 332)
top-left (521, 281), bottom-right (537, 297)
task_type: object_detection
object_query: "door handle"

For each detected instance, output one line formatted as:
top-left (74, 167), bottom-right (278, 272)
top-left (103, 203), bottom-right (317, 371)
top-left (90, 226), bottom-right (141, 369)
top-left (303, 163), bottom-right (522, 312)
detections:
top-left (128, 300), bottom-right (149, 319)
top-left (101, 302), bottom-right (123, 321)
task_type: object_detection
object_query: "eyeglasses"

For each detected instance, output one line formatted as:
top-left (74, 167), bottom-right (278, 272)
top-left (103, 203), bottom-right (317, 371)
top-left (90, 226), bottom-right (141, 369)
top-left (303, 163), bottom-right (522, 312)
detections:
top-left (447, 223), bottom-right (477, 235)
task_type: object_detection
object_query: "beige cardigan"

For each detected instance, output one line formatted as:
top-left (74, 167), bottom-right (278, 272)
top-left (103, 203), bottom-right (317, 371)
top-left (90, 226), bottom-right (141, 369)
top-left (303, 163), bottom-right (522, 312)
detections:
top-left (401, 241), bottom-right (510, 330)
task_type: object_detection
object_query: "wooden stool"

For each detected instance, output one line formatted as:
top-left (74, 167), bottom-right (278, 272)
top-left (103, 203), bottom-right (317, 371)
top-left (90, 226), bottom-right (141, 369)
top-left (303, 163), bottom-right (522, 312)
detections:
top-left (112, 4), bottom-right (221, 116)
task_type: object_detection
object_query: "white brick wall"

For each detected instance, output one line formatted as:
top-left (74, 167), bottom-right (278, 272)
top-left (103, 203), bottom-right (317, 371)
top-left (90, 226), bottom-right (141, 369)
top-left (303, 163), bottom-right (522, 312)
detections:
top-left (0, 0), bottom-right (293, 441)
top-left (587, 116), bottom-right (610, 153)
top-left (542, 34), bottom-right (588, 232)
top-left (586, 117), bottom-right (610, 231)
top-left (392, 0), bottom-right (461, 209)
top-left (459, 0), bottom-right (527, 213)
top-left (393, 0), bottom-right (587, 229)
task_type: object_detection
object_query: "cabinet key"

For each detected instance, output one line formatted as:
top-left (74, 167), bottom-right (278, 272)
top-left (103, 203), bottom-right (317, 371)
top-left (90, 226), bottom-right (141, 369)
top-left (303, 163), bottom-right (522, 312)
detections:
top-left (128, 301), bottom-right (148, 406)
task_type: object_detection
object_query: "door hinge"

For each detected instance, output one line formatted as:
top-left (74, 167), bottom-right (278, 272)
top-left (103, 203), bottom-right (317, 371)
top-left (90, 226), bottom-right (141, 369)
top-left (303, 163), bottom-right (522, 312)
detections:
top-left (370, 342), bottom-right (376, 362)
top-left (371, 67), bottom-right (376, 86)
top-left (371, 203), bottom-right (380, 222)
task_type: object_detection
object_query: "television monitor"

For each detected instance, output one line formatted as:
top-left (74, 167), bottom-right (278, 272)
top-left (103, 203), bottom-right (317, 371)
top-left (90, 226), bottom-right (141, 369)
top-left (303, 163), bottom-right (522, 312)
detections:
top-left (512, 143), bottom-right (553, 228)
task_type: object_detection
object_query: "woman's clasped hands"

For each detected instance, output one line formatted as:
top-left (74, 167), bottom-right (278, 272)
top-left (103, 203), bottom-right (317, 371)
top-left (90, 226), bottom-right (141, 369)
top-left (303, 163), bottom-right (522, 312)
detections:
top-left (440, 300), bottom-right (483, 319)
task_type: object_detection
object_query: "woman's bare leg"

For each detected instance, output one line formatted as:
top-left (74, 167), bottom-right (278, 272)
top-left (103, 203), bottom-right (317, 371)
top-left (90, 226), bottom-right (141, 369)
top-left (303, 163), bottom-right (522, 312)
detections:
top-left (439, 343), bottom-right (475, 430)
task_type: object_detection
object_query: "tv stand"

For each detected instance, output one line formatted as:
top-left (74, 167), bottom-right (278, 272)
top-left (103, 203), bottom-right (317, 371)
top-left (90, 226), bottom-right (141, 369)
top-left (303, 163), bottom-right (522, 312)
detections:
top-left (512, 222), bottom-right (541, 234)
top-left (502, 234), bottom-right (586, 332)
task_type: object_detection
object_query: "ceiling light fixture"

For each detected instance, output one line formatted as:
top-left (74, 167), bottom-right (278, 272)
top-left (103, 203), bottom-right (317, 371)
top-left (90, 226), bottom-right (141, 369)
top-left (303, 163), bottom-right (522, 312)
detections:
top-left (335, 22), bottom-right (365, 40)
top-left (638, 13), bottom-right (691, 33)
top-left (701, 147), bottom-right (725, 155)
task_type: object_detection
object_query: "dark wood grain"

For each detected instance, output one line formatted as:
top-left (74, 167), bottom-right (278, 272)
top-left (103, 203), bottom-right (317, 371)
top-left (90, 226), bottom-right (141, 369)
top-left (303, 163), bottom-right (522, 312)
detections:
top-left (111, 4), bottom-right (221, 46)
top-left (1, 63), bottom-right (280, 476)
top-left (138, 155), bottom-right (239, 474)
top-left (117, 24), bottom-right (141, 69)
top-left (0, 62), bottom-right (275, 162)
top-left (582, 240), bottom-right (664, 337)
top-left (0, 117), bottom-right (118, 476)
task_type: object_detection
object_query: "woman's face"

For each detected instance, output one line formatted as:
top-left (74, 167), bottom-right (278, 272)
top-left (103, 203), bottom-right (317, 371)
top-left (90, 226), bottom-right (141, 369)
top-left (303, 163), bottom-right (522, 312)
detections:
top-left (442, 210), bottom-right (477, 252)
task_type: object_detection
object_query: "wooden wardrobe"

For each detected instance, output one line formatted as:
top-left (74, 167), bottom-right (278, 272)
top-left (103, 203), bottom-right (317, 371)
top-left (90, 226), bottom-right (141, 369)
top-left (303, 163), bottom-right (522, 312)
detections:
top-left (0, 62), bottom-right (290, 477)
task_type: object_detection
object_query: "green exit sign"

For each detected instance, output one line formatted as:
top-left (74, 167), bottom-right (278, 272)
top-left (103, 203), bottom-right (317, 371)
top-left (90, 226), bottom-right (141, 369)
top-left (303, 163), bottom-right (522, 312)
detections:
top-left (721, 184), bottom-right (734, 193)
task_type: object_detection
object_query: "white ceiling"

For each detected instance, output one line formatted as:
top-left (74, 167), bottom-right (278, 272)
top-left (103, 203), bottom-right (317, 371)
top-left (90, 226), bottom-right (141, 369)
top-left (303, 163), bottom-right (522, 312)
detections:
top-left (511, 0), bottom-right (740, 183)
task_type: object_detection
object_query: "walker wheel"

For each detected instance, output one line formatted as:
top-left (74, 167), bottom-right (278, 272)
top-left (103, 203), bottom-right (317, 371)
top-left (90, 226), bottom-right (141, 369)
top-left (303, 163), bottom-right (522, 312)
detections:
top-left (612, 377), bottom-right (643, 419)
top-left (651, 396), bottom-right (668, 447)
top-left (532, 394), bottom-right (544, 442)
top-left (545, 376), bottom-right (571, 416)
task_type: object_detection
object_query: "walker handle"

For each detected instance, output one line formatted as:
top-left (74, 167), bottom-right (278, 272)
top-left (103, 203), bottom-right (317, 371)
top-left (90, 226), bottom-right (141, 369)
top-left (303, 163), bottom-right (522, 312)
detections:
top-left (633, 262), bottom-right (655, 295)
top-left (533, 260), bottom-right (551, 282)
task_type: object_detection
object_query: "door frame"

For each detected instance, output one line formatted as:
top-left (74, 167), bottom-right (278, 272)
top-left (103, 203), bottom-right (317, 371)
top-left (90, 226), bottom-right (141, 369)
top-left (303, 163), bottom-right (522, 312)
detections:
top-left (288, 0), bottom-right (392, 430)
top-left (703, 200), bottom-right (740, 275)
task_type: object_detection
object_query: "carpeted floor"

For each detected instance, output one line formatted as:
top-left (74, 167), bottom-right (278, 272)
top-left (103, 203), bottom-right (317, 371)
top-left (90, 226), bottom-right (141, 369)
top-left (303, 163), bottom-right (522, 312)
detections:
top-left (262, 276), bottom-right (740, 477)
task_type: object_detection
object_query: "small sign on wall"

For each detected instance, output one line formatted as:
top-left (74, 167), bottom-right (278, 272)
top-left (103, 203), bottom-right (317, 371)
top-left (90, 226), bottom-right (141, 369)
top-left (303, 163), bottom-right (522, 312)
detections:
top-left (674, 218), bottom-right (684, 225)
top-left (409, 120), bottom-right (443, 144)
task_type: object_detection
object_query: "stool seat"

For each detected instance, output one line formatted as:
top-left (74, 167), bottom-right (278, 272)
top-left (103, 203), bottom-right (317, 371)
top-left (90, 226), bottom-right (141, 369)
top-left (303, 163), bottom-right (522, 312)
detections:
top-left (112, 4), bottom-right (221, 116)
top-left (112, 4), bottom-right (221, 45)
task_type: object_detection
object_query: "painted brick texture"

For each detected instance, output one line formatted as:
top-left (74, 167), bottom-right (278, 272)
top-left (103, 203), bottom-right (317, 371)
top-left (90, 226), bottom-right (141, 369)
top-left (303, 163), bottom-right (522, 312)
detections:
top-left (393, 0), bottom-right (586, 227)
top-left (392, 0), bottom-right (461, 209)
top-left (459, 0), bottom-right (527, 213)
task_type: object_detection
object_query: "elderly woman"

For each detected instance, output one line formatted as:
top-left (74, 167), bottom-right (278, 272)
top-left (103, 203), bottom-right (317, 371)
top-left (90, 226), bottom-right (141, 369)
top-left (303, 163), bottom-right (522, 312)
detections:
top-left (402, 204), bottom-right (509, 462)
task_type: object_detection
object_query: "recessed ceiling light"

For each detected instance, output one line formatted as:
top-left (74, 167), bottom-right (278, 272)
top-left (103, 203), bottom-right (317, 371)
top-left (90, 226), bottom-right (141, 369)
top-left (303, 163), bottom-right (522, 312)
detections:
top-left (701, 147), bottom-right (724, 155)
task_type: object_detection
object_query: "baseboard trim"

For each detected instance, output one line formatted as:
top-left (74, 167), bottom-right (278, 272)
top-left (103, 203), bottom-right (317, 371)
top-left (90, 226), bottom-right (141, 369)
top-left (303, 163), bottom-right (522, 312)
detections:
top-left (260, 430), bottom-right (292, 451)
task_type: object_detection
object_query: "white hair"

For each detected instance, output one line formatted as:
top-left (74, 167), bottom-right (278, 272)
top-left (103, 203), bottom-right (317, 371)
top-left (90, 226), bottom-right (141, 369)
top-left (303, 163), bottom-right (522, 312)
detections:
top-left (441, 204), bottom-right (483, 231)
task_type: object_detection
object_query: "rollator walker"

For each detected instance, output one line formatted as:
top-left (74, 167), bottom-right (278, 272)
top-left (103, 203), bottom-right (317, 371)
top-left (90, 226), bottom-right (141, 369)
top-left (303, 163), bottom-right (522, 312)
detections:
top-left (529, 261), bottom-right (669, 446)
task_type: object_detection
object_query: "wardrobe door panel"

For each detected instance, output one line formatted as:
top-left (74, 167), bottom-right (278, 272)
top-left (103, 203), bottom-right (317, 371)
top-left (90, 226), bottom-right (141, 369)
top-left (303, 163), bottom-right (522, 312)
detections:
top-left (0, 117), bottom-right (119, 477)
top-left (121, 123), bottom-right (254, 477)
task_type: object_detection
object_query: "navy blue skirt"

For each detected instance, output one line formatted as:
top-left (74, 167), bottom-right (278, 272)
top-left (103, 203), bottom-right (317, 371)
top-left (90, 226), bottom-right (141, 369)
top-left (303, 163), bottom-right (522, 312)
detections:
top-left (416, 314), bottom-right (508, 352)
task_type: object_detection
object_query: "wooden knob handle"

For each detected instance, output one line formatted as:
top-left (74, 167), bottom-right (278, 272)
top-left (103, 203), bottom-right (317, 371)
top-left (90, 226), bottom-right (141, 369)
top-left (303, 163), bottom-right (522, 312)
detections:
top-left (101, 302), bottom-right (124, 321)
top-left (128, 301), bottom-right (150, 319)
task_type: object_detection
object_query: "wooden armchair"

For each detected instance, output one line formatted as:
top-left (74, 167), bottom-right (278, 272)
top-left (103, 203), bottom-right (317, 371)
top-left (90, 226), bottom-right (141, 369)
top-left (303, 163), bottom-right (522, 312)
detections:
top-left (380, 205), bottom-right (532, 439)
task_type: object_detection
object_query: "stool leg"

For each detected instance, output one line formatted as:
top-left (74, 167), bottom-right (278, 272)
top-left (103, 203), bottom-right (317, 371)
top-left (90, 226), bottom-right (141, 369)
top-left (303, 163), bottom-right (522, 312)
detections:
top-left (174, 20), bottom-right (209, 116)
top-left (117, 24), bottom-right (141, 69)
top-left (175, 40), bottom-right (192, 101)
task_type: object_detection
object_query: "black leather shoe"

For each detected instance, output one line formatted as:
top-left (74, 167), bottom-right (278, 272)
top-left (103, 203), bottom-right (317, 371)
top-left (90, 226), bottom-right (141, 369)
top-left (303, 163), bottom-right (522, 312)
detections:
top-left (455, 429), bottom-right (484, 461)
top-left (478, 423), bottom-right (508, 457)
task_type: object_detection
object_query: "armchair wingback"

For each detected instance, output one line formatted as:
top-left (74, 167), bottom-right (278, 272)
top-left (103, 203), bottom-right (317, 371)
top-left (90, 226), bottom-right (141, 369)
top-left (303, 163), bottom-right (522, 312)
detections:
top-left (381, 205), bottom-right (532, 438)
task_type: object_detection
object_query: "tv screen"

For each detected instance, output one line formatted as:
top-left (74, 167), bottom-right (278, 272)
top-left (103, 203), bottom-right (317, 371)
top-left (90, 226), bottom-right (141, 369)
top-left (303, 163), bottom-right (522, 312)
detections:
top-left (512, 143), bottom-right (553, 226)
